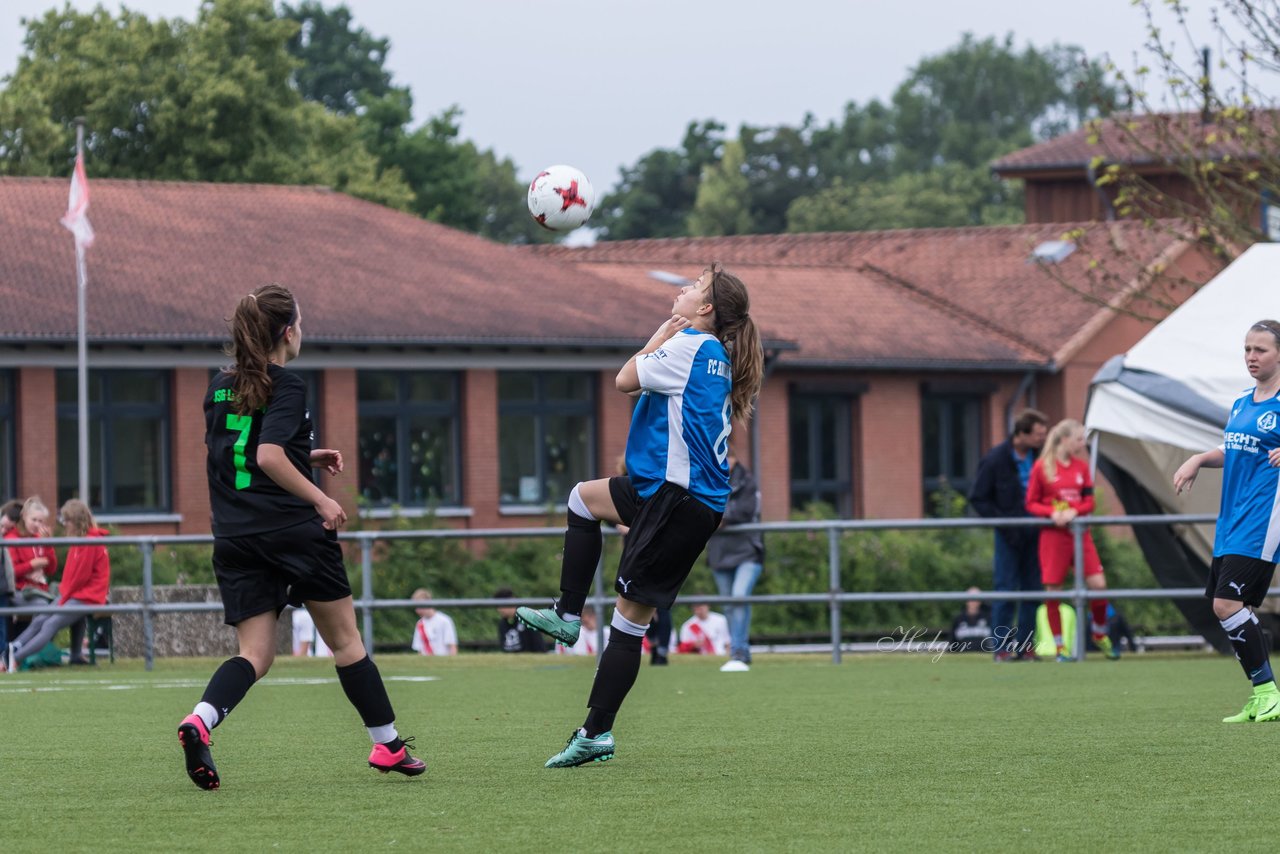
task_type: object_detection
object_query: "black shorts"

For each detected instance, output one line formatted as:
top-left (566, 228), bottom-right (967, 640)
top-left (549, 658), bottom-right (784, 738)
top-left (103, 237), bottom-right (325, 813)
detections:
top-left (608, 476), bottom-right (723, 609)
top-left (212, 516), bottom-right (351, 625)
top-left (1206, 554), bottom-right (1277, 607)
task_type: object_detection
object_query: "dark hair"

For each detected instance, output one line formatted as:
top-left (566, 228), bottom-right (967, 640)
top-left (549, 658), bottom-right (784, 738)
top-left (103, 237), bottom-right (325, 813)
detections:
top-left (0, 499), bottom-right (21, 524)
top-left (225, 283), bottom-right (298, 415)
top-left (1012, 408), bottom-right (1049, 437)
top-left (494, 587), bottom-right (514, 599)
top-left (1250, 319), bottom-right (1280, 347)
top-left (704, 262), bottom-right (764, 422)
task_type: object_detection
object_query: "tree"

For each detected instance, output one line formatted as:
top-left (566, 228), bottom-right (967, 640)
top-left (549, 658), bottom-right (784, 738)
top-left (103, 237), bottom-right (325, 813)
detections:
top-left (594, 120), bottom-right (724, 240)
top-left (0, 0), bottom-right (412, 209)
top-left (687, 140), bottom-right (753, 236)
top-left (1055, 0), bottom-right (1280, 316)
top-left (280, 1), bottom-right (395, 115)
top-left (786, 165), bottom-right (1022, 233)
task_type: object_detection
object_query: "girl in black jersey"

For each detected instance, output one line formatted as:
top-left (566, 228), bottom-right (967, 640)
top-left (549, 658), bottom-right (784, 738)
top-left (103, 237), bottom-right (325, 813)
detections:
top-left (177, 283), bottom-right (424, 790)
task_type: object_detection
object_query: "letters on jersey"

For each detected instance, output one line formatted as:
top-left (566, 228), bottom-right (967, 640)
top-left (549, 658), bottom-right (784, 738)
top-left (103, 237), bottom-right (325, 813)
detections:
top-left (1216, 390), bottom-right (1280, 561)
top-left (204, 365), bottom-right (316, 536)
top-left (627, 329), bottom-right (733, 511)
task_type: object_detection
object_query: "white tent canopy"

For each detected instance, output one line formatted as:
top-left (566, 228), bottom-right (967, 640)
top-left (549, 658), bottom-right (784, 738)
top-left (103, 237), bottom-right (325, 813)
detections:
top-left (1085, 243), bottom-right (1280, 644)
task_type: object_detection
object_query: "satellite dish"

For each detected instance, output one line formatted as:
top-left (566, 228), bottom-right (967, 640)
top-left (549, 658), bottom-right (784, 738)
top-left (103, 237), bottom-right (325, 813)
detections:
top-left (647, 270), bottom-right (694, 287)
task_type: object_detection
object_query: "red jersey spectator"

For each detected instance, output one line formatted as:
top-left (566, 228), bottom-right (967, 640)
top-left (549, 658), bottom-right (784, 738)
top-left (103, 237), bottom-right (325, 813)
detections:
top-left (1025, 419), bottom-right (1117, 661)
top-left (6, 497), bottom-right (57, 597)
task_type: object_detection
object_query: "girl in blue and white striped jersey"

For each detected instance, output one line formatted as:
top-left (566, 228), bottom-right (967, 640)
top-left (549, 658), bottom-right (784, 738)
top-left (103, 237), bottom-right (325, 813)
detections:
top-left (1175, 319), bottom-right (1280, 723)
top-left (517, 262), bottom-right (764, 767)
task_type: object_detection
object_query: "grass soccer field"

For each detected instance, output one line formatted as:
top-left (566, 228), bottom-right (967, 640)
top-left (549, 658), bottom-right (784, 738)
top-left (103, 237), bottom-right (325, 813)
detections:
top-left (0, 651), bottom-right (1263, 852)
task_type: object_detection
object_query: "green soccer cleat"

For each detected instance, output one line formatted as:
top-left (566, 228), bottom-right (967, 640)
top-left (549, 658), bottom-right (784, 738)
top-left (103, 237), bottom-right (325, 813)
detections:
top-left (1254, 688), bottom-right (1280, 722)
top-left (515, 606), bottom-right (580, 645)
top-left (545, 729), bottom-right (615, 768)
top-left (1224, 693), bottom-right (1263, 723)
top-left (1095, 635), bottom-right (1120, 660)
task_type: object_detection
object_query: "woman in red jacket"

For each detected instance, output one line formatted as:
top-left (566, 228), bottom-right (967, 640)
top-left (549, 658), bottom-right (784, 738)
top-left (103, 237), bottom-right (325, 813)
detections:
top-left (5, 499), bottom-right (109, 672)
top-left (1025, 419), bottom-right (1118, 662)
top-left (5, 496), bottom-right (58, 603)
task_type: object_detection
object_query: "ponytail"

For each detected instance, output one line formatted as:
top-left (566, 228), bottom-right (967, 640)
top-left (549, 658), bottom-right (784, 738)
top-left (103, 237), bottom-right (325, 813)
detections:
top-left (225, 283), bottom-right (297, 414)
top-left (705, 263), bottom-right (764, 422)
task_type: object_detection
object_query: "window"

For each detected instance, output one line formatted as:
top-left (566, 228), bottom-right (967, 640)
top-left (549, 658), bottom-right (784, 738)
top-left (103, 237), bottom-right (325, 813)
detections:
top-left (789, 394), bottom-right (853, 515)
top-left (0, 371), bottom-right (12, 500)
top-left (357, 371), bottom-right (460, 507)
top-left (922, 393), bottom-right (982, 514)
top-left (499, 372), bottom-right (594, 505)
top-left (56, 369), bottom-right (170, 511)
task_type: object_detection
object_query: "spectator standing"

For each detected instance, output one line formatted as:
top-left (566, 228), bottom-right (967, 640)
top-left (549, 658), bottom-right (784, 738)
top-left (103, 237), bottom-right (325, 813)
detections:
top-left (291, 604), bottom-right (333, 657)
top-left (410, 588), bottom-right (458, 656)
top-left (968, 409), bottom-right (1048, 661)
top-left (707, 451), bottom-right (763, 671)
top-left (677, 602), bottom-right (731, 655)
top-left (1026, 418), bottom-right (1118, 662)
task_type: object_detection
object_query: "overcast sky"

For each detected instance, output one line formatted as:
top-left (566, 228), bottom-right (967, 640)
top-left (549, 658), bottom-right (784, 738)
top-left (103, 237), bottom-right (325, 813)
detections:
top-left (0, 0), bottom-right (1261, 188)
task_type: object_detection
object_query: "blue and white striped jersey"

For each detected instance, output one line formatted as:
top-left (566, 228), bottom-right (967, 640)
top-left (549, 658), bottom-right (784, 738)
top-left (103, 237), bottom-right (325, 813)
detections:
top-left (1216, 388), bottom-right (1280, 561)
top-left (626, 329), bottom-right (733, 511)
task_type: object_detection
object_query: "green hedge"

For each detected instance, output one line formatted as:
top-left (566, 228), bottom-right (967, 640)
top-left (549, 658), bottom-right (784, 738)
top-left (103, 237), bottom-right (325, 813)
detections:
top-left (99, 505), bottom-right (1189, 649)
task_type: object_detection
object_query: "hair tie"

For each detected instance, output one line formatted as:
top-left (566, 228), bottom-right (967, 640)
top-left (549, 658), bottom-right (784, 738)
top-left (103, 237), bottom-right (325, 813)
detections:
top-left (247, 293), bottom-right (258, 301)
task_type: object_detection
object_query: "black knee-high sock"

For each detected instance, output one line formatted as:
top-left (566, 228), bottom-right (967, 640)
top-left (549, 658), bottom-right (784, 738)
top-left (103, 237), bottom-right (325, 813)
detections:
top-left (557, 509), bottom-right (601, 617)
top-left (1223, 609), bottom-right (1275, 685)
top-left (201, 656), bottom-right (257, 728)
top-left (337, 655), bottom-right (396, 729)
top-left (583, 630), bottom-right (644, 736)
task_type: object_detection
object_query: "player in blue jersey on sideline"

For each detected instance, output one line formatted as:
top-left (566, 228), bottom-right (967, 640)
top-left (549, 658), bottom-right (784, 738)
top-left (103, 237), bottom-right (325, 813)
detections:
top-left (517, 262), bottom-right (764, 767)
top-left (1175, 319), bottom-right (1280, 723)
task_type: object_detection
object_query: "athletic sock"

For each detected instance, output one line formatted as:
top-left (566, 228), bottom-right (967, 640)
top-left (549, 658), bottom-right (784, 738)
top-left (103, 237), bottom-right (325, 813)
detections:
top-left (193, 702), bottom-right (220, 732)
top-left (1090, 599), bottom-right (1109, 632)
top-left (1046, 601), bottom-right (1063, 641)
top-left (336, 655), bottom-right (399, 743)
top-left (556, 509), bottom-right (601, 618)
top-left (583, 619), bottom-right (646, 737)
top-left (1221, 609), bottom-right (1274, 685)
top-left (198, 656), bottom-right (256, 729)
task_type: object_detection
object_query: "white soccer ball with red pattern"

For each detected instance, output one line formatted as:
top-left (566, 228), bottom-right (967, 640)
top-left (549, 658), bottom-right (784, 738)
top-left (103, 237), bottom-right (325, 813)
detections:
top-left (527, 164), bottom-right (595, 231)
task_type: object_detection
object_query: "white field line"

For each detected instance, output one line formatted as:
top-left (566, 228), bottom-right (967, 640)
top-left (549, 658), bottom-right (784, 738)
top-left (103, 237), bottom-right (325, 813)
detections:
top-left (0, 674), bottom-right (438, 694)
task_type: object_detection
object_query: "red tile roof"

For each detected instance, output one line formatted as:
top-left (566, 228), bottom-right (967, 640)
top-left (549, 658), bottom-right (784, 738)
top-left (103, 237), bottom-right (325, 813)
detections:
top-left (992, 111), bottom-right (1280, 175)
top-left (0, 178), bottom-right (1195, 371)
top-left (532, 222), bottom-right (1192, 370)
top-left (0, 178), bottom-right (688, 349)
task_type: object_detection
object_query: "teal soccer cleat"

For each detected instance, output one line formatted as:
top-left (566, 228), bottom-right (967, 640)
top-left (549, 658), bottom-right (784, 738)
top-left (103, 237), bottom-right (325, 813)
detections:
top-left (515, 606), bottom-right (581, 645)
top-left (545, 730), bottom-right (615, 768)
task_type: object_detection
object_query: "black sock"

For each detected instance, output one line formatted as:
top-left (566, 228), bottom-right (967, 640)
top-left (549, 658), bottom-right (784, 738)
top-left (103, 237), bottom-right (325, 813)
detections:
top-left (336, 655), bottom-right (396, 729)
top-left (556, 509), bottom-right (601, 617)
top-left (201, 656), bottom-right (257, 728)
top-left (583, 630), bottom-right (644, 737)
top-left (1223, 610), bottom-right (1274, 685)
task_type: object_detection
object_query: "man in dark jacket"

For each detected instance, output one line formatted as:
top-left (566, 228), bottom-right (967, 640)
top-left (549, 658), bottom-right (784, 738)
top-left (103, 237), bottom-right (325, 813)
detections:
top-left (968, 409), bottom-right (1048, 661)
top-left (708, 454), bottom-right (764, 671)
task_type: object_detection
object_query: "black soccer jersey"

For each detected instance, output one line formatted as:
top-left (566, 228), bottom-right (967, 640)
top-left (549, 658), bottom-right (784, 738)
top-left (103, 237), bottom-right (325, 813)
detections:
top-left (205, 365), bottom-right (316, 536)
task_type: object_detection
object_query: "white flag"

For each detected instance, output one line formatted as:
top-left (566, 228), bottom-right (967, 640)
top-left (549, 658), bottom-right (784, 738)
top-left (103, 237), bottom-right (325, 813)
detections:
top-left (60, 151), bottom-right (95, 249)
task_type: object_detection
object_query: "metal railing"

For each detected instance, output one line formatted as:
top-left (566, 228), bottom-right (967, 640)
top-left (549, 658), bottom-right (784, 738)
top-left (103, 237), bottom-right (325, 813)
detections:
top-left (0, 512), bottom-right (1218, 669)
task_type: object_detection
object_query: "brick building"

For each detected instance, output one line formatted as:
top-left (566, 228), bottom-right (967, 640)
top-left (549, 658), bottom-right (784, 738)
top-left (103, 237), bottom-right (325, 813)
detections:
top-left (0, 174), bottom-right (1220, 532)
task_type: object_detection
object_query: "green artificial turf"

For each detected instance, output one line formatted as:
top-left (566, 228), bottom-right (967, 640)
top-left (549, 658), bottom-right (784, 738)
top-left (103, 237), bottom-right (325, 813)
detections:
top-left (0, 651), bottom-right (1261, 852)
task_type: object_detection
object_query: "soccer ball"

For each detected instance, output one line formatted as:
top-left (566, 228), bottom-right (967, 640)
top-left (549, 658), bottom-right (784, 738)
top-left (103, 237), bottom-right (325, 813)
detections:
top-left (527, 164), bottom-right (595, 231)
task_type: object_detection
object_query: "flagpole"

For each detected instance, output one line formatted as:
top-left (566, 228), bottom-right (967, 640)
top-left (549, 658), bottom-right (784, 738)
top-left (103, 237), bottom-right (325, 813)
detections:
top-left (74, 117), bottom-right (89, 504)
